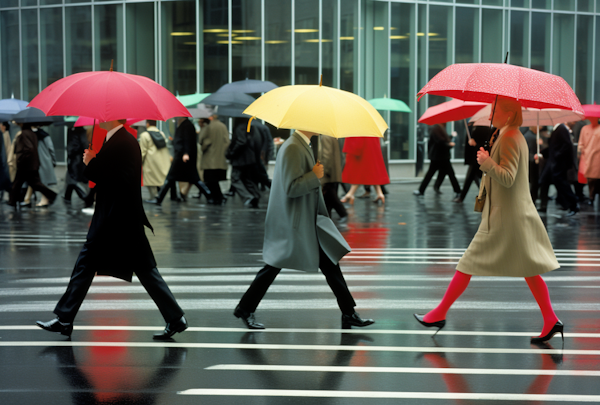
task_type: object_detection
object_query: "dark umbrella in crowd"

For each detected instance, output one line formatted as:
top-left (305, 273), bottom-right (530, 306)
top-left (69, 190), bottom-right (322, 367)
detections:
top-left (202, 92), bottom-right (255, 107)
top-left (215, 79), bottom-right (277, 94)
top-left (12, 107), bottom-right (59, 125)
top-left (0, 97), bottom-right (29, 121)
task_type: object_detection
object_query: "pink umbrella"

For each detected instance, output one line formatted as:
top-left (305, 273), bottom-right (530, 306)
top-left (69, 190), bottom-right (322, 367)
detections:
top-left (74, 116), bottom-right (143, 127)
top-left (582, 104), bottom-right (600, 118)
top-left (29, 69), bottom-right (190, 122)
top-left (417, 63), bottom-right (584, 114)
top-left (418, 99), bottom-right (488, 125)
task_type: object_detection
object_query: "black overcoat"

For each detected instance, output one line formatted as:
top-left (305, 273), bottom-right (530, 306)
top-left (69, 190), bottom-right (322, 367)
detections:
top-left (547, 124), bottom-right (575, 177)
top-left (14, 128), bottom-right (40, 172)
top-left (167, 118), bottom-right (201, 182)
top-left (66, 126), bottom-right (88, 185)
top-left (83, 127), bottom-right (156, 282)
top-left (427, 125), bottom-right (452, 161)
top-left (226, 123), bottom-right (256, 167)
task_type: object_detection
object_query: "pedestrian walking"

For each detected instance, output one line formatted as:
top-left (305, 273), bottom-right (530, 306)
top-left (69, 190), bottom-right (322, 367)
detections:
top-left (199, 114), bottom-right (230, 205)
top-left (146, 117), bottom-right (211, 206)
top-left (0, 121), bottom-right (10, 199)
top-left (36, 119), bottom-right (187, 340)
top-left (63, 126), bottom-right (89, 205)
top-left (414, 97), bottom-right (563, 344)
top-left (252, 120), bottom-right (274, 190)
top-left (7, 123), bottom-right (57, 208)
top-left (340, 136), bottom-right (389, 205)
top-left (454, 125), bottom-right (490, 203)
top-left (139, 120), bottom-right (171, 200)
top-left (29, 126), bottom-right (57, 207)
top-left (583, 120), bottom-right (600, 203)
top-left (319, 135), bottom-right (347, 220)
top-left (578, 117), bottom-right (600, 201)
top-left (234, 130), bottom-right (375, 330)
top-left (226, 118), bottom-right (261, 208)
top-left (523, 126), bottom-right (542, 203)
top-left (413, 124), bottom-right (461, 198)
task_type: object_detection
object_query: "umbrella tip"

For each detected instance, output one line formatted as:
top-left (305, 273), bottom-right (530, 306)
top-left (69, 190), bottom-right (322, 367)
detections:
top-left (110, 59), bottom-right (114, 72)
top-left (319, 75), bottom-right (323, 87)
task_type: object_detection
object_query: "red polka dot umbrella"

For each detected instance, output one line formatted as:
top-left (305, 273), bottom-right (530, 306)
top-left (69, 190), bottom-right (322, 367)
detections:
top-left (417, 63), bottom-right (584, 115)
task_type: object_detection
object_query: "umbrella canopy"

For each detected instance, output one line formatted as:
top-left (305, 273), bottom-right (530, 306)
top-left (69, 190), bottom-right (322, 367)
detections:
top-left (582, 104), bottom-right (600, 118)
top-left (74, 116), bottom-right (143, 127)
top-left (12, 107), bottom-right (58, 125)
top-left (216, 79), bottom-right (278, 94)
top-left (217, 105), bottom-right (251, 118)
top-left (368, 98), bottom-right (412, 113)
top-left (470, 105), bottom-right (584, 127)
top-left (417, 63), bottom-right (584, 114)
top-left (29, 70), bottom-right (190, 121)
top-left (243, 84), bottom-right (387, 138)
top-left (418, 99), bottom-right (487, 125)
top-left (188, 104), bottom-right (214, 119)
top-left (0, 98), bottom-right (29, 121)
top-left (176, 93), bottom-right (211, 108)
top-left (202, 92), bottom-right (255, 107)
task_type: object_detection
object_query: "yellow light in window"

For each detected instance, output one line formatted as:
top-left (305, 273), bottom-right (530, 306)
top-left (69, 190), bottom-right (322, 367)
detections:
top-left (171, 32), bottom-right (194, 36)
top-left (340, 36), bottom-right (354, 40)
top-left (203, 28), bottom-right (228, 33)
top-left (183, 42), bottom-right (197, 45)
top-left (304, 39), bottom-right (333, 43)
top-left (293, 28), bottom-right (319, 33)
top-left (373, 26), bottom-right (384, 31)
top-left (236, 36), bottom-right (261, 40)
top-left (217, 40), bottom-right (242, 44)
top-left (265, 40), bottom-right (289, 44)
top-left (232, 30), bottom-right (255, 33)
top-left (390, 35), bottom-right (408, 40)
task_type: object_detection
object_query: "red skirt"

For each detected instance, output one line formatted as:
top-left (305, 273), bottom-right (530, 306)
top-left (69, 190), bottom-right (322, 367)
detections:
top-left (341, 137), bottom-right (390, 185)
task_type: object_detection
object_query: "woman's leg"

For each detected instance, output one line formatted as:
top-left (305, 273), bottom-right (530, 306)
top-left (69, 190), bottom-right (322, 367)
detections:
top-left (423, 270), bottom-right (472, 323)
top-left (341, 184), bottom-right (359, 204)
top-left (525, 275), bottom-right (559, 337)
top-left (373, 185), bottom-right (385, 204)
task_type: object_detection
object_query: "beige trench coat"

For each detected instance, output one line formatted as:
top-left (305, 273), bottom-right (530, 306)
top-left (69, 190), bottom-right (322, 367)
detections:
top-left (583, 127), bottom-right (600, 179)
top-left (318, 135), bottom-right (343, 185)
top-left (456, 128), bottom-right (559, 277)
top-left (7, 131), bottom-right (20, 182)
top-left (139, 126), bottom-right (171, 187)
top-left (199, 119), bottom-right (230, 170)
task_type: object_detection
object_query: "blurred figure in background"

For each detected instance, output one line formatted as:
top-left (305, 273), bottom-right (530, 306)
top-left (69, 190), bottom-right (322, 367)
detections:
top-left (454, 125), bottom-right (490, 203)
top-left (319, 135), bottom-right (347, 221)
top-left (578, 117), bottom-right (600, 202)
top-left (139, 120), bottom-right (171, 200)
top-left (25, 126), bottom-right (57, 207)
top-left (199, 114), bottom-right (230, 205)
top-left (252, 120), bottom-right (274, 191)
top-left (340, 136), bottom-right (389, 205)
top-left (63, 126), bottom-right (89, 205)
top-left (414, 124), bottom-right (461, 198)
top-left (226, 118), bottom-right (261, 208)
top-left (523, 126), bottom-right (542, 203)
top-left (582, 118), bottom-right (600, 203)
top-left (0, 122), bottom-right (11, 200)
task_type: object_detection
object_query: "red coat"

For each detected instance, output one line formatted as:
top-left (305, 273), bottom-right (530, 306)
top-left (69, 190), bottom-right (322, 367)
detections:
top-left (342, 137), bottom-right (389, 185)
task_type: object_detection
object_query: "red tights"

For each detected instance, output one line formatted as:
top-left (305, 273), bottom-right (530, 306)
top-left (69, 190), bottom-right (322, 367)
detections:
top-left (424, 271), bottom-right (559, 337)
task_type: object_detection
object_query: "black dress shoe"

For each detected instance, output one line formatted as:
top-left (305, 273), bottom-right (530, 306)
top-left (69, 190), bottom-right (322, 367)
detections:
top-left (433, 187), bottom-right (443, 195)
top-left (341, 312), bottom-right (375, 329)
top-left (413, 314), bottom-right (446, 334)
top-left (19, 201), bottom-right (32, 208)
top-left (153, 316), bottom-right (188, 340)
top-left (36, 318), bottom-right (73, 337)
top-left (145, 198), bottom-right (161, 206)
top-left (234, 305), bottom-right (265, 329)
top-left (530, 320), bottom-right (564, 344)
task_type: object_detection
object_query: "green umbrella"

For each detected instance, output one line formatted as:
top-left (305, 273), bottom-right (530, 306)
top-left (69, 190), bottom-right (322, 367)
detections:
top-left (176, 93), bottom-right (211, 108)
top-left (368, 97), bottom-right (412, 113)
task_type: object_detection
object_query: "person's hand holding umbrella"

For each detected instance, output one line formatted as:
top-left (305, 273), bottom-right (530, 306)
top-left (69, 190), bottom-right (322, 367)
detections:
top-left (83, 147), bottom-right (97, 166)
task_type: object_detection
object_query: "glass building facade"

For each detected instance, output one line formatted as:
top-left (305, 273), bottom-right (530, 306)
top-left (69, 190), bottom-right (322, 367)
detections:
top-left (1, 0), bottom-right (599, 170)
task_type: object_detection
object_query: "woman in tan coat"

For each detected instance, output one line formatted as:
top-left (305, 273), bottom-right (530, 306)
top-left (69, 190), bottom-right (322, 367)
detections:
top-left (414, 97), bottom-right (563, 344)
top-left (139, 120), bottom-right (171, 199)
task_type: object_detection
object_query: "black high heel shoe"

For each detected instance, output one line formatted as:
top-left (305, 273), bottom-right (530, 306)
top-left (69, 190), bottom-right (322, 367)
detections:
top-left (413, 314), bottom-right (446, 335)
top-left (530, 320), bottom-right (564, 344)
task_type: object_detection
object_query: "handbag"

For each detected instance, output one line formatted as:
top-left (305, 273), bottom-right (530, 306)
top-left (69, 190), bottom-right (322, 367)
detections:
top-left (474, 179), bottom-right (487, 212)
top-left (147, 131), bottom-right (167, 149)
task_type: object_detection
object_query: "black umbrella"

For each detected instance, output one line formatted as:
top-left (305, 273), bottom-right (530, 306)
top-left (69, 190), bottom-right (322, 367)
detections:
top-left (216, 105), bottom-right (251, 118)
top-left (202, 92), bottom-right (255, 107)
top-left (216, 79), bottom-right (278, 94)
top-left (12, 107), bottom-right (59, 125)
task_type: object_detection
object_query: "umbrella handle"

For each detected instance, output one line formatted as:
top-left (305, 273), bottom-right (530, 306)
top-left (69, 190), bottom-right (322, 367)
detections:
top-left (247, 116), bottom-right (255, 133)
top-left (89, 120), bottom-right (96, 152)
top-left (464, 119), bottom-right (471, 140)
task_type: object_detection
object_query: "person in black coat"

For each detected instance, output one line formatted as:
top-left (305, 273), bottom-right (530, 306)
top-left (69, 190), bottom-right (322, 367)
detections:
top-left (64, 126), bottom-right (89, 204)
top-left (538, 122), bottom-right (579, 215)
top-left (454, 125), bottom-right (491, 203)
top-left (413, 124), bottom-right (461, 197)
top-left (226, 118), bottom-right (261, 208)
top-left (7, 123), bottom-right (57, 207)
top-left (0, 125), bottom-right (10, 198)
top-left (36, 120), bottom-right (187, 340)
top-left (252, 120), bottom-right (274, 190)
top-left (523, 126), bottom-right (541, 202)
top-left (147, 117), bottom-right (210, 206)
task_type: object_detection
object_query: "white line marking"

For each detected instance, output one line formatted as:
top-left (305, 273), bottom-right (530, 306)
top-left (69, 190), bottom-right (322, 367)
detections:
top-left (0, 341), bottom-right (595, 356)
top-left (2, 299), bottom-right (600, 312)
top-left (2, 325), bottom-right (600, 338)
top-left (176, 388), bottom-right (600, 401)
top-left (205, 364), bottom-right (600, 376)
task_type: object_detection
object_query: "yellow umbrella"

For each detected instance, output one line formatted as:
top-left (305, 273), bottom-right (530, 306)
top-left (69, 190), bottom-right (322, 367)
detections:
top-left (243, 81), bottom-right (387, 138)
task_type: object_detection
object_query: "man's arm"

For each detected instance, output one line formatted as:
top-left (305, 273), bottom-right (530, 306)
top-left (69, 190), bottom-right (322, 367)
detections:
top-left (280, 144), bottom-right (323, 198)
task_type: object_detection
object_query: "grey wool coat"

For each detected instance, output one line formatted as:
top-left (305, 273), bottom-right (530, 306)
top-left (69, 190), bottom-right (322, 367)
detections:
top-left (263, 131), bottom-right (350, 272)
top-left (456, 127), bottom-right (559, 277)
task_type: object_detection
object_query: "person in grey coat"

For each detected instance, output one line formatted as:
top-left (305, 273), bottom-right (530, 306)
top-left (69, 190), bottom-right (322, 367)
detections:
top-left (234, 130), bottom-right (375, 330)
top-left (27, 127), bottom-right (57, 207)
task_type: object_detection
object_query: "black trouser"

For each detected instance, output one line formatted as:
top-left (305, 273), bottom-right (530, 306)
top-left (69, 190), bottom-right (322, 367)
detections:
top-left (539, 173), bottom-right (579, 211)
top-left (64, 184), bottom-right (87, 202)
top-left (323, 182), bottom-right (347, 218)
top-left (255, 162), bottom-right (271, 189)
top-left (237, 246), bottom-right (356, 315)
top-left (8, 169), bottom-right (57, 205)
top-left (231, 165), bottom-right (261, 201)
top-left (156, 177), bottom-right (210, 204)
top-left (54, 243), bottom-right (183, 323)
top-left (419, 160), bottom-right (460, 194)
top-left (588, 178), bottom-right (600, 200)
top-left (459, 164), bottom-right (481, 201)
top-left (203, 169), bottom-right (225, 203)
